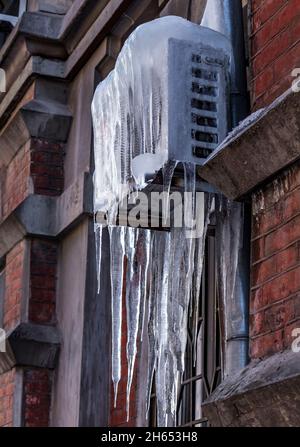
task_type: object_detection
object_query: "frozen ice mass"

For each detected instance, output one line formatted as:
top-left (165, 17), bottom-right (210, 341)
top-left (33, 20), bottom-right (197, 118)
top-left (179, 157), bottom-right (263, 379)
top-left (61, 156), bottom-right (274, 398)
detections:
top-left (92, 15), bottom-right (242, 426)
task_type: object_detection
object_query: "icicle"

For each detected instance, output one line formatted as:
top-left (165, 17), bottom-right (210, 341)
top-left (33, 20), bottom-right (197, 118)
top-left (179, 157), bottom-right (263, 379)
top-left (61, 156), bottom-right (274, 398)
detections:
top-left (162, 160), bottom-right (178, 226)
top-left (192, 194), bottom-right (214, 365)
top-left (124, 228), bottom-right (152, 420)
top-left (145, 233), bottom-right (157, 416)
top-left (215, 196), bottom-right (244, 377)
top-left (183, 163), bottom-right (196, 319)
top-left (138, 230), bottom-right (152, 341)
top-left (95, 224), bottom-right (103, 294)
top-left (169, 229), bottom-right (187, 373)
top-left (155, 231), bottom-right (171, 427)
top-left (109, 226), bottom-right (126, 407)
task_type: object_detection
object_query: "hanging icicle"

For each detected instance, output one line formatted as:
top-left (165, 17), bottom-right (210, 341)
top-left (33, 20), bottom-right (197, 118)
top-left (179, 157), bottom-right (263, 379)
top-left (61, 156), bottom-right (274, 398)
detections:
top-left (91, 15), bottom-right (238, 427)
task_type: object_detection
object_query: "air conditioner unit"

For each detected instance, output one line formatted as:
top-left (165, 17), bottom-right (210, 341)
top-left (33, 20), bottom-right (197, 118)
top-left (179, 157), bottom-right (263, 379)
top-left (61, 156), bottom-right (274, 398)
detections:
top-left (92, 16), bottom-right (231, 216)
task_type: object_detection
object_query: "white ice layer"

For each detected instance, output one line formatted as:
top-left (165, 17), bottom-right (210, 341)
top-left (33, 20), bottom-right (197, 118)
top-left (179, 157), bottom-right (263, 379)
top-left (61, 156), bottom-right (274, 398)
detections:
top-left (92, 15), bottom-right (231, 216)
top-left (91, 16), bottom-right (241, 427)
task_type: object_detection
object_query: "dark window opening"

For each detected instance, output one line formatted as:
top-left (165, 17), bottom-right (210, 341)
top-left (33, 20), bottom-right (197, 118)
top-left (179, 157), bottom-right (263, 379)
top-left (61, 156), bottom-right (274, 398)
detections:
top-left (149, 228), bottom-right (222, 427)
top-left (0, 0), bottom-right (20, 16)
top-left (0, 0), bottom-right (26, 46)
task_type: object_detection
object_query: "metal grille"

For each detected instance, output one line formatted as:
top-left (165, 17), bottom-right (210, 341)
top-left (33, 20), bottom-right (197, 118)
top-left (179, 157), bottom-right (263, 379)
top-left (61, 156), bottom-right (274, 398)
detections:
top-left (190, 53), bottom-right (220, 160)
top-left (168, 38), bottom-right (229, 166)
top-left (149, 228), bottom-right (222, 427)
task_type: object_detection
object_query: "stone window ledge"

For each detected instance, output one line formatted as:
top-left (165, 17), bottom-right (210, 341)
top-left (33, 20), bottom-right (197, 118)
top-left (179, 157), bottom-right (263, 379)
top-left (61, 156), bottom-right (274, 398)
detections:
top-left (202, 349), bottom-right (300, 427)
top-left (199, 88), bottom-right (300, 201)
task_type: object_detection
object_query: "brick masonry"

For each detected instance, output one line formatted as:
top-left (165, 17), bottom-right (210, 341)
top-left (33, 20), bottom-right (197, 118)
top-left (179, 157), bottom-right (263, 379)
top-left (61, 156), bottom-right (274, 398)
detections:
top-left (0, 369), bottom-right (15, 427)
top-left (0, 368), bottom-right (53, 428)
top-left (23, 369), bottom-right (52, 427)
top-left (0, 135), bottom-right (61, 426)
top-left (251, 0), bottom-right (300, 110)
top-left (30, 138), bottom-right (64, 197)
top-left (0, 236), bottom-right (57, 427)
top-left (1, 138), bottom-right (64, 221)
top-left (109, 258), bottom-right (139, 427)
top-left (2, 140), bottom-right (31, 220)
top-left (29, 239), bottom-right (58, 325)
top-left (3, 241), bottom-right (26, 332)
top-left (249, 1), bottom-right (300, 361)
top-left (251, 162), bottom-right (300, 358)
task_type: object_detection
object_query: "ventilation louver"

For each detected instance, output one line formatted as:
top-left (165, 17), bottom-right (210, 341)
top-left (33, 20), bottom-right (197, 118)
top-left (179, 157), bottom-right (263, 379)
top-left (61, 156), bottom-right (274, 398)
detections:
top-left (168, 38), bottom-right (229, 164)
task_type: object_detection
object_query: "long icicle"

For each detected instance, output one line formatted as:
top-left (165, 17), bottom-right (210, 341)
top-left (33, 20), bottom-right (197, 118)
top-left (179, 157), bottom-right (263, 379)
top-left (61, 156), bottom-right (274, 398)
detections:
top-left (109, 226), bottom-right (126, 407)
top-left (125, 227), bottom-right (141, 420)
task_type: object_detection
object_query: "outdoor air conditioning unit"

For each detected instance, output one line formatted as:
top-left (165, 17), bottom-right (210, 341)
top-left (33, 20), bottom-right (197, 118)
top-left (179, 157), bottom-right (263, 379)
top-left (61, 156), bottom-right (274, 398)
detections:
top-left (92, 16), bottom-right (231, 216)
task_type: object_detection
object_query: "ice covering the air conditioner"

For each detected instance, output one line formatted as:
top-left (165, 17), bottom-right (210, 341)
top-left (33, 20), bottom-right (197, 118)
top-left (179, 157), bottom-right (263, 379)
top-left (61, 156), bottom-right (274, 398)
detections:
top-left (92, 15), bottom-right (231, 217)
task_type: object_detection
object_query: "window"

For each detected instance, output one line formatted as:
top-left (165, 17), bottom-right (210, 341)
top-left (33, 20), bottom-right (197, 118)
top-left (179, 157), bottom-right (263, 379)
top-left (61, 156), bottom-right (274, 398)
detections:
top-left (0, 0), bottom-right (26, 25)
top-left (0, 1), bottom-right (26, 47)
top-left (149, 228), bottom-right (222, 427)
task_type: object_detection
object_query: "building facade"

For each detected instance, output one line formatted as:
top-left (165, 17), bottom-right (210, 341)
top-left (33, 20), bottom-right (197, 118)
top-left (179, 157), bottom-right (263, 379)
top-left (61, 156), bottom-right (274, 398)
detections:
top-left (0, 0), bottom-right (300, 428)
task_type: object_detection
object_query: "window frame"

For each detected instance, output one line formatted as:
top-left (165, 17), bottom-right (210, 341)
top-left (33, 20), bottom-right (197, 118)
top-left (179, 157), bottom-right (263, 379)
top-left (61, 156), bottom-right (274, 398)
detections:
top-left (149, 226), bottom-right (223, 427)
top-left (0, 0), bottom-right (27, 26)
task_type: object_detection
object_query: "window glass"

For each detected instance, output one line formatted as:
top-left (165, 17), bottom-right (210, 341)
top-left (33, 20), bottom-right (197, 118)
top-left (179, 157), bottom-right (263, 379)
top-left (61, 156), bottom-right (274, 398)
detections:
top-left (0, 0), bottom-right (20, 17)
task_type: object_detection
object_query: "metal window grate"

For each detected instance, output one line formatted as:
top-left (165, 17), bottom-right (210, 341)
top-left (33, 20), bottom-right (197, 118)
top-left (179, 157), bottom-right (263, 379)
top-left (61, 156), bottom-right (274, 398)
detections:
top-left (149, 228), bottom-right (223, 427)
top-left (168, 38), bottom-right (229, 166)
top-left (177, 229), bottom-right (222, 427)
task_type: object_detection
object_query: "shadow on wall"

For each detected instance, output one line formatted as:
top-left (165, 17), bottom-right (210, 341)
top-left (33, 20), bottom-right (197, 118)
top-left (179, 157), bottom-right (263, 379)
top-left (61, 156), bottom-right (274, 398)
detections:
top-left (160, 0), bottom-right (207, 23)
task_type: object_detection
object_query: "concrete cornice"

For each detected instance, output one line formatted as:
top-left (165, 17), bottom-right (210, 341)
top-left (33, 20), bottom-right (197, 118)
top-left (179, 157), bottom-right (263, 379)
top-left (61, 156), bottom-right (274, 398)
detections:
top-left (0, 12), bottom-right (66, 66)
top-left (0, 323), bottom-right (61, 374)
top-left (0, 1), bottom-right (129, 78)
top-left (199, 88), bottom-right (300, 200)
top-left (0, 57), bottom-right (67, 132)
top-left (0, 0), bottom-right (155, 95)
top-left (0, 172), bottom-right (93, 258)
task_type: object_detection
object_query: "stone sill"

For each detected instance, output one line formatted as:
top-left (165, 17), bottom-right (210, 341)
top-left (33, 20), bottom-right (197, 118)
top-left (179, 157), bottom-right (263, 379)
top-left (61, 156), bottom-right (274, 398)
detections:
top-left (202, 349), bottom-right (300, 427)
top-left (199, 88), bottom-right (300, 201)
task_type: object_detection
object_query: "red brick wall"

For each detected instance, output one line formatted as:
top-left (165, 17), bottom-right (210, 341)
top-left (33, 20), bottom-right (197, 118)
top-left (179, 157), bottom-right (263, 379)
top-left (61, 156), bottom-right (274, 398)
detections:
top-left (250, 162), bottom-right (300, 358)
top-left (109, 259), bottom-right (139, 427)
top-left (29, 239), bottom-right (58, 325)
top-left (251, 0), bottom-right (300, 109)
top-left (30, 138), bottom-right (64, 197)
top-left (0, 238), bottom-right (56, 427)
top-left (3, 241), bottom-right (26, 331)
top-left (0, 369), bottom-right (15, 427)
top-left (3, 238), bottom-right (58, 330)
top-left (1, 137), bottom-right (64, 220)
top-left (2, 141), bottom-right (31, 219)
top-left (23, 369), bottom-right (52, 427)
